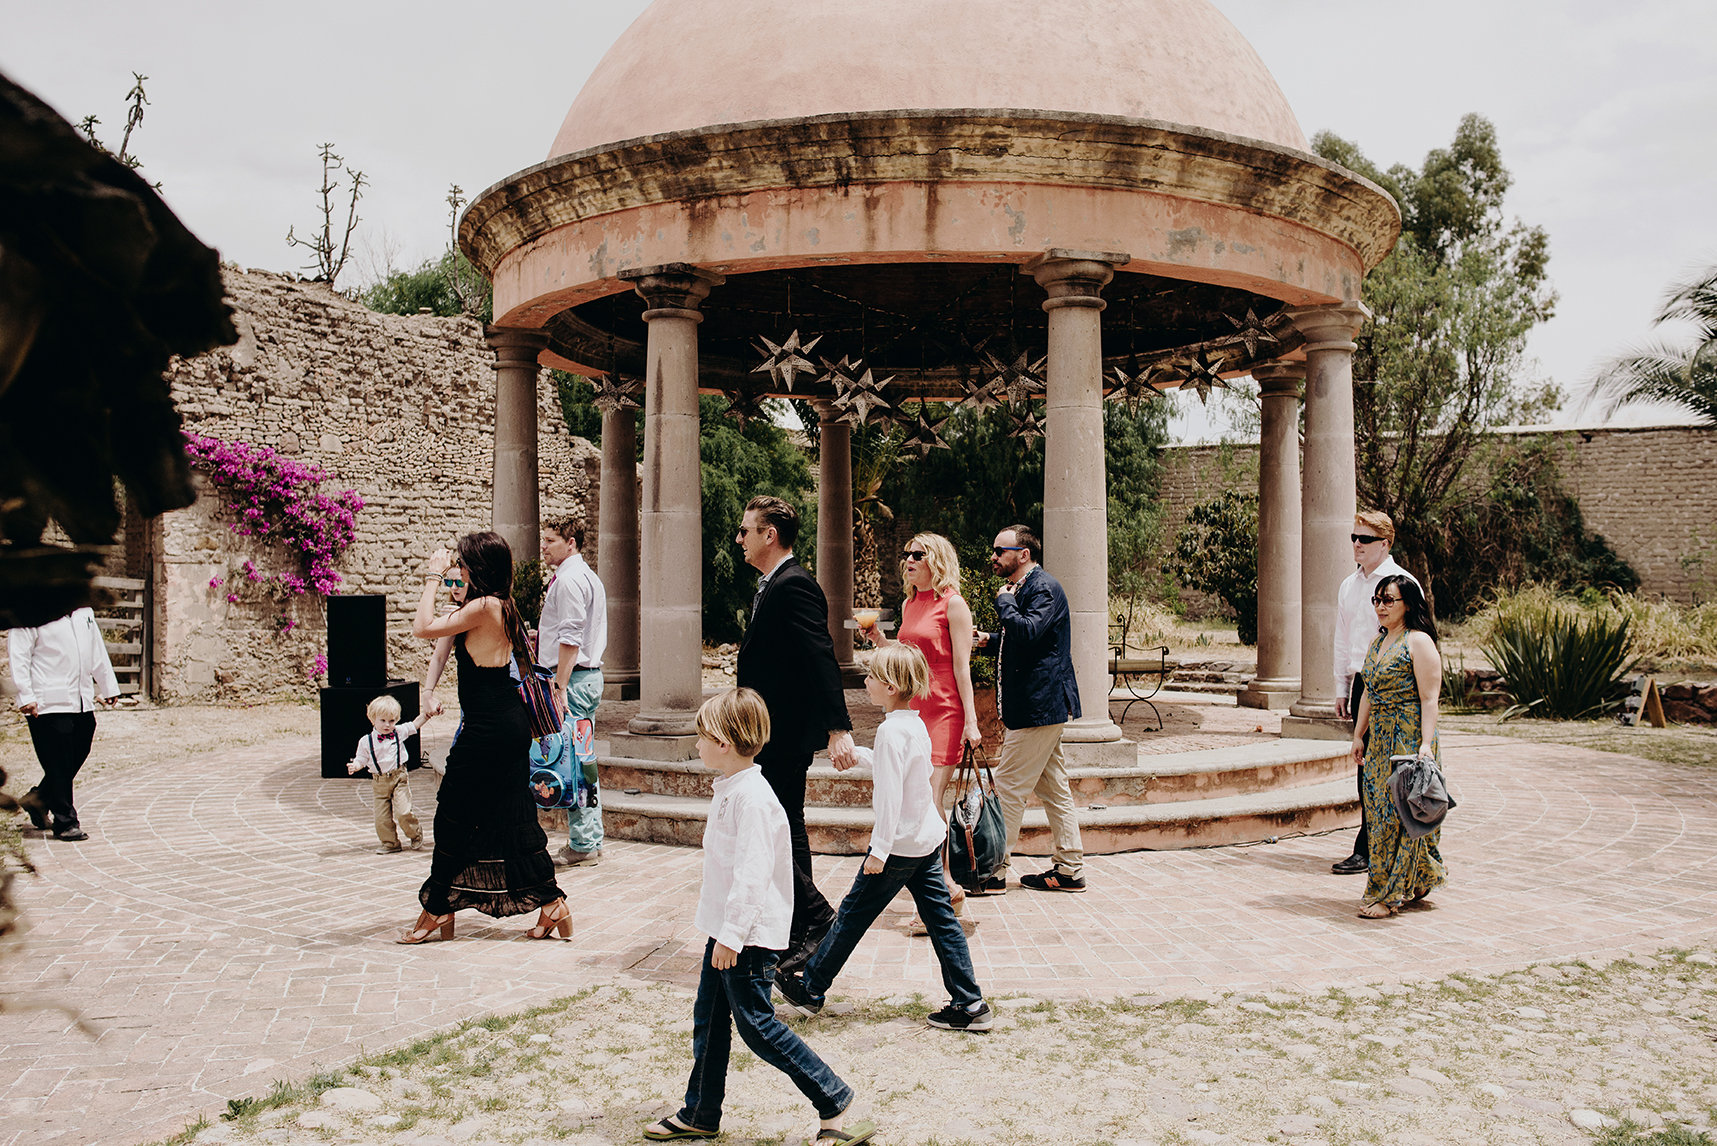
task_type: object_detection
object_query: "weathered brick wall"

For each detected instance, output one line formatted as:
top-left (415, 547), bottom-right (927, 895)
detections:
top-left (1155, 425), bottom-right (1716, 604)
top-left (152, 267), bottom-right (599, 701)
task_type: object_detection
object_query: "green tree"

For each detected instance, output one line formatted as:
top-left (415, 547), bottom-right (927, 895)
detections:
top-left (1585, 265), bottom-right (1717, 426)
top-left (700, 396), bottom-right (815, 642)
top-left (1315, 115), bottom-right (1562, 608)
top-left (1172, 491), bottom-right (1259, 645)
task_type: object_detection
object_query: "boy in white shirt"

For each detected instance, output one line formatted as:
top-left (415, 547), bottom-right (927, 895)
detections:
top-left (347, 695), bottom-right (433, 854)
top-left (775, 645), bottom-right (991, 1032)
top-left (645, 688), bottom-right (875, 1145)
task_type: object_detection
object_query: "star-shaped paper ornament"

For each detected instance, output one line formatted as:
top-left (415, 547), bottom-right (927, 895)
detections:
top-left (832, 368), bottom-right (898, 427)
top-left (721, 386), bottom-right (769, 428)
top-left (1105, 362), bottom-right (1165, 414)
top-left (957, 370), bottom-right (1007, 411)
top-left (979, 345), bottom-right (1048, 406)
top-left (590, 373), bottom-right (644, 415)
top-left (752, 329), bottom-right (823, 392)
top-left (817, 355), bottom-right (864, 391)
top-left (1178, 352), bottom-right (1230, 405)
top-left (1222, 309), bottom-right (1281, 361)
top-left (1005, 403), bottom-right (1046, 441)
top-left (897, 406), bottom-right (951, 457)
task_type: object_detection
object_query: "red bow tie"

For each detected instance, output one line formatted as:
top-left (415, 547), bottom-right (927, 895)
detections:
top-left (378, 732), bottom-right (397, 741)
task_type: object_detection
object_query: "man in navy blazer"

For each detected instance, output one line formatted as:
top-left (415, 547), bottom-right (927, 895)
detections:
top-left (735, 495), bottom-right (855, 974)
top-left (972, 524), bottom-right (1087, 894)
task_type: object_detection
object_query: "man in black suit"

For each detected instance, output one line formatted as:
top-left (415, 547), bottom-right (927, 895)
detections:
top-left (735, 495), bottom-right (855, 975)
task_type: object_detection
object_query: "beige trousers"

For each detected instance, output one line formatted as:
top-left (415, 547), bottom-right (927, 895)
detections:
top-left (994, 723), bottom-right (1083, 880)
top-left (372, 769), bottom-right (421, 848)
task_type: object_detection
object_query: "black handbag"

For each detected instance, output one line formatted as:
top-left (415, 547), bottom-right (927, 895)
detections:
top-left (946, 742), bottom-right (1005, 890)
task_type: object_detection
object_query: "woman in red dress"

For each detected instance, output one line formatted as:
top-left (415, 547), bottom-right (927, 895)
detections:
top-left (857, 532), bottom-right (980, 920)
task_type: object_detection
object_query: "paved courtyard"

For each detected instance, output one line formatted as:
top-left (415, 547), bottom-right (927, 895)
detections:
top-left (2, 712), bottom-right (1716, 1146)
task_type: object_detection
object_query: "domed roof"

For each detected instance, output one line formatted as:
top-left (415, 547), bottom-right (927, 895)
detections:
top-left (550, 0), bottom-right (1309, 159)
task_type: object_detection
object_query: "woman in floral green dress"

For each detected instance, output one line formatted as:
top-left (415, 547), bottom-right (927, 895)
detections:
top-left (1350, 574), bottom-right (1446, 919)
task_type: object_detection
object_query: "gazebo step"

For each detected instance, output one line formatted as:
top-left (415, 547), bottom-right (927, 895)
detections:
top-left (597, 738), bottom-right (1351, 809)
top-left (591, 775), bottom-right (1358, 855)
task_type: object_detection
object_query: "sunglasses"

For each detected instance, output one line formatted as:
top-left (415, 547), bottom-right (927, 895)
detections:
top-left (902, 550), bottom-right (927, 562)
top-left (1371, 594), bottom-right (1402, 606)
top-left (1351, 534), bottom-right (1385, 545)
top-left (443, 577), bottom-right (466, 588)
top-left (992, 545), bottom-right (1026, 555)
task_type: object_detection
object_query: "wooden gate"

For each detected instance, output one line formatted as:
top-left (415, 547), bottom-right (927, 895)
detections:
top-left (94, 575), bottom-right (148, 697)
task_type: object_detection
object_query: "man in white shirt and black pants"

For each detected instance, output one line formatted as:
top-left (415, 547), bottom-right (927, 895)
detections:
top-left (1330, 510), bottom-right (1421, 875)
top-left (9, 608), bottom-right (121, 841)
top-left (538, 517), bottom-right (607, 867)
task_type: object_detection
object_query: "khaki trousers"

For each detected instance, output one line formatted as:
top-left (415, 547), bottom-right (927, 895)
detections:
top-left (994, 723), bottom-right (1083, 880)
top-left (372, 769), bottom-right (421, 849)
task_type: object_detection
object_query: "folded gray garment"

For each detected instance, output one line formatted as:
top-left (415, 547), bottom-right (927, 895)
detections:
top-left (1387, 754), bottom-right (1457, 838)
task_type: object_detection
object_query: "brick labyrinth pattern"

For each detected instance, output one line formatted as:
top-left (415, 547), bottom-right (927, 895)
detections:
top-left (2, 728), bottom-right (1716, 1146)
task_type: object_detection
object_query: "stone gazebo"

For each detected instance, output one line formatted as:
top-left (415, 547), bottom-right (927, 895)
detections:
top-left (460, 0), bottom-right (1400, 848)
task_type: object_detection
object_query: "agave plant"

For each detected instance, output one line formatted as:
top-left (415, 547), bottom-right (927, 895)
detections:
top-left (1482, 600), bottom-right (1638, 720)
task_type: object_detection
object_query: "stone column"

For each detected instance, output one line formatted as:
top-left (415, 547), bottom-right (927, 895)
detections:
top-left (597, 406), bottom-right (640, 700)
top-left (1239, 360), bottom-right (1305, 710)
top-left (618, 264), bottom-right (723, 738)
top-left (813, 400), bottom-right (859, 682)
top-left (484, 327), bottom-right (550, 560)
top-left (1025, 249), bottom-right (1130, 746)
top-left (1283, 301), bottom-right (1370, 734)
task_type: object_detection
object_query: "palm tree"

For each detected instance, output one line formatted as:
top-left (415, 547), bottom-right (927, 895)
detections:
top-left (1585, 265), bottom-right (1717, 426)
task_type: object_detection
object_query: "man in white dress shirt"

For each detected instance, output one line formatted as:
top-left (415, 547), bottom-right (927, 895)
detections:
top-left (538, 517), bottom-right (607, 868)
top-left (9, 608), bottom-right (120, 841)
top-left (1330, 510), bottom-right (1421, 875)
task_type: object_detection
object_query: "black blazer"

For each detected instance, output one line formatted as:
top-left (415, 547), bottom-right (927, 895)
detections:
top-left (737, 556), bottom-right (852, 763)
top-left (975, 565), bottom-right (1082, 730)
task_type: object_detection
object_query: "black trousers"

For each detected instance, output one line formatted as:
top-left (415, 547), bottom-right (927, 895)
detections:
top-left (26, 711), bottom-right (96, 830)
top-left (758, 750), bottom-right (836, 976)
top-left (1349, 677), bottom-right (1369, 859)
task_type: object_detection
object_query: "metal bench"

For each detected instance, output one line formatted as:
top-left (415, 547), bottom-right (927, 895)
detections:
top-left (1107, 644), bottom-right (1176, 731)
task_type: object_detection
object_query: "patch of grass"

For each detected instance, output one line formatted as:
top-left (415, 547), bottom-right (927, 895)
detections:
top-left (1442, 712), bottom-right (1717, 767)
top-left (1590, 1126), bottom-right (1715, 1146)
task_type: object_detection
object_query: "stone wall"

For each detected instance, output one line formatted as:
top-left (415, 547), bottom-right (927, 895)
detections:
top-left (1156, 426), bottom-right (1716, 605)
top-left (152, 267), bottom-right (599, 701)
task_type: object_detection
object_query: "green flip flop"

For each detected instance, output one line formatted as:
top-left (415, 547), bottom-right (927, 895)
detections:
top-left (816, 1121), bottom-right (878, 1145)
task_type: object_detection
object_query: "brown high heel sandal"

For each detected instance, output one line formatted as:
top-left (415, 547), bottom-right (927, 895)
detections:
top-left (398, 910), bottom-right (455, 944)
top-left (526, 898), bottom-right (572, 940)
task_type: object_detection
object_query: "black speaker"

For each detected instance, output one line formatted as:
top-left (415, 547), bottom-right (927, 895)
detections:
top-left (327, 593), bottom-right (387, 688)
top-left (320, 680), bottom-right (422, 778)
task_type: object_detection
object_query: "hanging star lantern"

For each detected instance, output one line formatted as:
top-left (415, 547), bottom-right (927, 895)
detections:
top-left (957, 369), bottom-right (1007, 411)
top-left (1105, 361), bottom-right (1164, 414)
top-left (831, 367), bottom-right (899, 428)
top-left (1222, 309), bottom-right (1281, 361)
top-left (752, 329), bottom-right (823, 392)
top-left (721, 385), bottom-right (769, 428)
top-left (1177, 351), bottom-right (1230, 405)
top-left (979, 345), bottom-right (1048, 406)
top-left (1005, 402), bottom-right (1046, 442)
top-left (590, 373), bottom-right (644, 415)
top-left (897, 405), bottom-right (951, 457)
top-left (817, 354), bottom-right (864, 391)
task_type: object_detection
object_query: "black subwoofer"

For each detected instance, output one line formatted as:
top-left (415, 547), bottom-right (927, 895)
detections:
top-left (326, 593), bottom-right (387, 688)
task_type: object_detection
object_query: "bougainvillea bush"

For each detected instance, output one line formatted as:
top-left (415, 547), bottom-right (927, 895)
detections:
top-left (183, 434), bottom-right (364, 598)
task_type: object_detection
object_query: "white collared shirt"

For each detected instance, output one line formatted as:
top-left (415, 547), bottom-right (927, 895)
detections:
top-left (350, 718), bottom-right (423, 775)
top-left (1334, 555), bottom-right (1421, 697)
top-left (8, 609), bottom-right (120, 713)
top-left (537, 552), bottom-right (607, 671)
top-left (853, 708), bottom-right (945, 862)
top-left (696, 765), bottom-right (793, 952)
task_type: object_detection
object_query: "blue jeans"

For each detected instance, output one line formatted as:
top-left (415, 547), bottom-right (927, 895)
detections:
top-left (564, 669), bottom-right (604, 852)
top-left (678, 940), bottom-right (851, 1130)
top-left (803, 850), bottom-right (983, 1010)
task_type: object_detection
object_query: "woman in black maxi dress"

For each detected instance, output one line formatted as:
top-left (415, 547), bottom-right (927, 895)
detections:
top-left (401, 531), bottom-right (567, 943)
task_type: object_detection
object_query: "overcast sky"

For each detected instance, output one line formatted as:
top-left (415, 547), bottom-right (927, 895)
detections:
top-left (7, 1), bottom-right (1713, 440)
